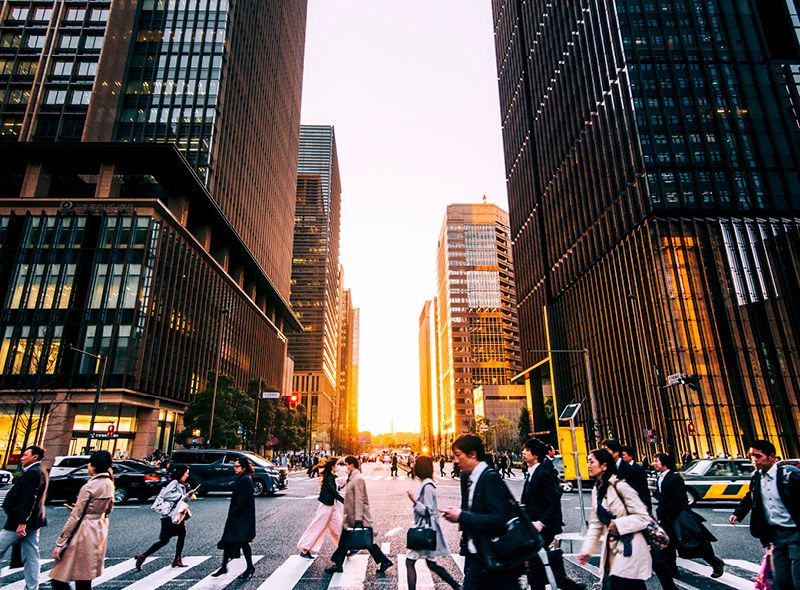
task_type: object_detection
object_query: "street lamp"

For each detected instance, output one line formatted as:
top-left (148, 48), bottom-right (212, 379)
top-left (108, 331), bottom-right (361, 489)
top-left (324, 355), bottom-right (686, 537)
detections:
top-left (69, 345), bottom-right (107, 454)
top-left (528, 348), bottom-right (602, 448)
top-left (208, 307), bottom-right (229, 446)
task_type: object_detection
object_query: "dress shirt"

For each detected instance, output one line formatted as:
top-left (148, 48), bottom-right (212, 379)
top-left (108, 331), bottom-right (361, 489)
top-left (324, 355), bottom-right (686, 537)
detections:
top-left (526, 462), bottom-right (540, 481)
top-left (657, 469), bottom-right (669, 492)
top-left (466, 461), bottom-right (488, 554)
top-left (761, 464), bottom-right (797, 528)
top-left (22, 461), bottom-right (41, 472)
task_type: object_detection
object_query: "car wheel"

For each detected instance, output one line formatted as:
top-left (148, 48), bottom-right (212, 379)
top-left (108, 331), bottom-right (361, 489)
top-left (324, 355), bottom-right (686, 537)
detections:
top-left (252, 479), bottom-right (266, 496)
top-left (114, 487), bottom-right (129, 504)
top-left (686, 488), bottom-right (699, 506)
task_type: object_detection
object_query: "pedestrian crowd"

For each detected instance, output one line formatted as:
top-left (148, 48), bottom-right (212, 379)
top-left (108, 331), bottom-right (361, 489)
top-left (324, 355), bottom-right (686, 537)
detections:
top-left (0, 436), bottom-right (798, 590)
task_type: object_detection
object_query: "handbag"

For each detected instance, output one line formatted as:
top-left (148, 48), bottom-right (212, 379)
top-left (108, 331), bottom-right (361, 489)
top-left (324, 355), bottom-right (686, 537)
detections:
top-left (754, 546), bottom-right (774, 590)
top-left (478, 479), bottom-right (543, 571)
top-left (151, 482), bottom-right (180, 516)
top-left (612, 481), bottom-right (670, 550)
top-left (341, 526), bottom-right (373, 551)
top-left (406, 481), bottom-right (438, 551)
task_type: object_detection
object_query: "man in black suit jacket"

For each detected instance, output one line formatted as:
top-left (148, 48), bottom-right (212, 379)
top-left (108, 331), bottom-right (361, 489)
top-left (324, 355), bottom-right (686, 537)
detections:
top-left (441, 435), bottom-right (522, 590)
top-left (0, 445), bottom-right (48, 590)
top-left (653, 453), bottom-right (724, 588)
top-left (521, 439), bottom-right (583, 590)
top-left (602, 438), bottom-right (652, 512)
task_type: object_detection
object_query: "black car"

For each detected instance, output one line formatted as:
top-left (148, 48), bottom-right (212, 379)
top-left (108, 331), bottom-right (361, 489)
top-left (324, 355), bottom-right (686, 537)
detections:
top-left (169, 449), bottom-right (286, 496)
top-left (46, 461), bottom-right (168, 504)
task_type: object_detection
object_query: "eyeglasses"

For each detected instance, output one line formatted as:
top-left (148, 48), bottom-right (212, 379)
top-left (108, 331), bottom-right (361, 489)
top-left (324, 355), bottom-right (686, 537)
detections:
top-left (234, 464), bottom-right (243, 469)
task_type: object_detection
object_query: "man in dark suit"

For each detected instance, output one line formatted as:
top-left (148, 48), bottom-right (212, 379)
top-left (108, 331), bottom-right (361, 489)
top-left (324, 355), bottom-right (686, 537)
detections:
top-left (521, 438), bottom-right (584, 590)
top-left (441, 435), bottom-right (522, 589)
top-left (731, 440), bottom-right (800, 590)
top-left (653, 453), bottom-right (724, 588)
top-left (602, 438), bottom-right (652, 512)
top-left (0, 445), bottom-right (48, 590)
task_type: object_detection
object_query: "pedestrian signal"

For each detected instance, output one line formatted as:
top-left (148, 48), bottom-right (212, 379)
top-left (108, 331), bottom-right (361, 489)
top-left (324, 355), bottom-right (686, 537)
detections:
top-left (289, 393), bottom-right (298, 408)
top-left (687, 421), bottom-right (697, 436)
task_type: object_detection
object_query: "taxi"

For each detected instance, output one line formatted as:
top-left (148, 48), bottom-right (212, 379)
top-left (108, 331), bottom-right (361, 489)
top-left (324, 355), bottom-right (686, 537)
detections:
top-left (681, 458), bottom-right (754, 505)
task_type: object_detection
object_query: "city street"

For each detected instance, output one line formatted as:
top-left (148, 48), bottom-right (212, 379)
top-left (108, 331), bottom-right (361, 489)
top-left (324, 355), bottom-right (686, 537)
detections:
top-left (2, 462), bottom-right (764, 590)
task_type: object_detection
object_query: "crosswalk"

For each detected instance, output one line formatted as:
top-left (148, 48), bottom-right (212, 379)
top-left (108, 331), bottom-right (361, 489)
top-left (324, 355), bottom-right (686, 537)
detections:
top-left (0, 549), bottom-right (761, 590)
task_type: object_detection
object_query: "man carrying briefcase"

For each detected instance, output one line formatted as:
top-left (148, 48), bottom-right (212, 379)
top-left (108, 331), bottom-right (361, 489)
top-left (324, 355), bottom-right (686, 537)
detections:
top-left (325, 456), bottom-right (393, 575)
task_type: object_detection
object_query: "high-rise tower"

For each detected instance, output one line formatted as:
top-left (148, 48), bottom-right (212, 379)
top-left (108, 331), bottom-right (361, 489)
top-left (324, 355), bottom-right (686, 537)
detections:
top-left (289, 125), bottom-right (341, 452)
top-left (431, 203), bottom-right (521, 444)
top-left (493, 0), bottom-right (800, 456)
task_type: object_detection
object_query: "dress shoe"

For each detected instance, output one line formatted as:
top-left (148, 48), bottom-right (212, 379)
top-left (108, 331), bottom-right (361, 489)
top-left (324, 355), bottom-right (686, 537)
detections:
top-left (711, 560), bottom-right (725, 578)
top-left (172, 558), bottom-right (188, 568)
top-left (324, 565), bottom-right (344, 574)
top-left (299, 551), bottom-right (314, 560)
top-left (211, 566), bottom-right (228, 577)
top-left (377, 560), bottom-right (393, 574)
top-left (237, 566), bottom-right (256, 579)
top-left (134, 554), bottom-right (145, 571)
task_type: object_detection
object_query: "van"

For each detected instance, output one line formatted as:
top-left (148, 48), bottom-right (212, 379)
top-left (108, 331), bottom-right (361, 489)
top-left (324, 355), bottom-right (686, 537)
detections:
top-left (169, 449), bottom-right (287, 496)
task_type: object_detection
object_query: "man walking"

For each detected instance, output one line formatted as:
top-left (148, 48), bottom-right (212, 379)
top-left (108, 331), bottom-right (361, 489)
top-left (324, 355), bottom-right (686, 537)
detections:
top-left (731, 440), bottom-right (800, 590)
top-left (441, 434), bottom-right (522, 589)
top-left (602, 438), bottom-right (652, 512)
top-left (390, 453), bottom-right (399, 477)
top-left (653, 453), bottom-right (724, 587)
top-left (0, 445), bottom-right (48, 590)
top-left (325, 456), bottom-right (392, 575)
top-left (521, 438), bottom-right (584, 590)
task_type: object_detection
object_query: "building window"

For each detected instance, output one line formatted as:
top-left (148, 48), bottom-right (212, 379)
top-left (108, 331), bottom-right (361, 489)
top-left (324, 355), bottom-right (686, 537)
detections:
top-left (51, 60), bottom-right (74, 78)
top-left (69, 88), bottom-right (91, 105)
top-left (44, 88), bottom-right (67, 105)
top-left (64, 8), bottom-right (86, 22)
top-left (76, 61), bottom-right (97, 77)
top-left (59, 34), bottom-right (80, 50)
top-left (83, 35), bottom-right (104, 50)
top-left (23, 34), bottom-right (46, 49)
top-left (31, 7), bottom-right (53, 21)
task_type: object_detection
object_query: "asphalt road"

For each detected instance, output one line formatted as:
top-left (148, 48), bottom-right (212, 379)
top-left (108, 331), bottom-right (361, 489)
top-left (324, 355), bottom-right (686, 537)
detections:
top-left (0, 462), bottom-right (764, 589)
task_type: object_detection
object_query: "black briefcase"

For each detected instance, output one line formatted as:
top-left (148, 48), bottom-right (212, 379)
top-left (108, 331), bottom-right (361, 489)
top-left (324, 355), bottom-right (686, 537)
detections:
top-left (341, 526), bottom-right (373, 551)
top-left (478, 498), bottom-right (543, 571)
top-left (406, 511), bottom-right (437, 551)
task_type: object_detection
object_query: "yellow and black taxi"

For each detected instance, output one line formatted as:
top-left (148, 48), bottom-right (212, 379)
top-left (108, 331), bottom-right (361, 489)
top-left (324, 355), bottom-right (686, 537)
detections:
top-left (680, 458), bottom-right (754, 505)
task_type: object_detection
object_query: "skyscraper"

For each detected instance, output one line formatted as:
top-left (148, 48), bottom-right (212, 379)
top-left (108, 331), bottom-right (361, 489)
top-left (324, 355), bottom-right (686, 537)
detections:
top-left (418, 299), bottom-right (437, 454)
top-left (426, 203), bottom-right (521, 446)
top-left (0, 1), bottom-right (306, 463)
top-left (336, 278), bottom-right (359, 453)
top-left (289, 125), bottom-right (341, 452)
top-left (493, 0), bottom-right (800, 456)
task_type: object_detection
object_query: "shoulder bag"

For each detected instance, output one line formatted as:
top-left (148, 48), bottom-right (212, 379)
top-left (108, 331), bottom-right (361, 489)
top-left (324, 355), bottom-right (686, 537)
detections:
top-left (151, 481), bottom-right (180, 516)
top-left (341, 525), bottom-right (373, 551)
top-left (478, 475), bottom-right (543, 571)
top-left (612, 481), bottom-right (669, 550)
top-left (406, 482), bottom-right (437, 551)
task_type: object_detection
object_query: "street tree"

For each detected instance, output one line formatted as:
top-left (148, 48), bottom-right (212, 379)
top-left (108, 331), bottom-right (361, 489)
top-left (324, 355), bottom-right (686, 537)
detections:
top-left (518, 406), bottom-right (532, 444)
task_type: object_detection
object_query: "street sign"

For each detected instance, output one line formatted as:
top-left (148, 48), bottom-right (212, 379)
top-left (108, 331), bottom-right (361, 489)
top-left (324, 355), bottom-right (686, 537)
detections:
top-left (261, 391), bottom-right (280, 399)
top-left (107, 424), bottom-right (116, 437)
top-left (187, 436), bottom-right (204, 445)
top-left (270, 436), bottom-right (279, 446)
top-left (91, 433), bottom-right (119, 440)
top-left (667, 373), bottom-right (684, 386)
top-left (479, 424), bottom-right (490, 432)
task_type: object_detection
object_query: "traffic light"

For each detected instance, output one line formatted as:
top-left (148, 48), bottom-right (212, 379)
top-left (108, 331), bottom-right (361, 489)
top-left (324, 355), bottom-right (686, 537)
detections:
top-left (643, 428), bottom-right (657, 444)
top-left (678, 373), bottom-right (702, 391)
top-left (687, 421), bottom-right (697, 437)
top-left (289, 393), bottom-right (298, 408)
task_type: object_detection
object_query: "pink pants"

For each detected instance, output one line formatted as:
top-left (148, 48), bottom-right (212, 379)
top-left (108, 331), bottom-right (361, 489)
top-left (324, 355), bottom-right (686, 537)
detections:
top-left (297, 502), bottom-right (342, 553)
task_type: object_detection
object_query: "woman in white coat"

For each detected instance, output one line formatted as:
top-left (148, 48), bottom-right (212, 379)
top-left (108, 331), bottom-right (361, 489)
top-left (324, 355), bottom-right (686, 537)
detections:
top-left (578, 449), bottom-right (652, 590)
top-left (405, 456), bottom-right (460, 590)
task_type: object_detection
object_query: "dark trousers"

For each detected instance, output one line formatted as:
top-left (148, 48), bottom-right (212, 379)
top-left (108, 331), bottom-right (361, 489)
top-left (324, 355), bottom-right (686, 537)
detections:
top-left (528, 547), bottom-right (581, 590)
top-left (607, 576), bottom-right (647, 590)
top-left (51, 581), bottom-right (91, 590)
top-left (331, 541), bottom-right (389, 567)
top-left (390, 466), bottom-right (398, 476)
top-left (653, 538), bottom-right (721, 590)
top-left (463, 553), bottom-right (522, 590)
top-left (142, 517), bottom-right (186, 559)
top-left (772, 529), bottom-right (800, 590)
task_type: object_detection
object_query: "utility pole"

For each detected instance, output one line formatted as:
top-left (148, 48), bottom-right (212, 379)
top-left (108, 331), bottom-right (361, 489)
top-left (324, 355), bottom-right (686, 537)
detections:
top-left (208, 307), bottom-right (229, 446)
top-left (69, 346), bottom-right (107, 454)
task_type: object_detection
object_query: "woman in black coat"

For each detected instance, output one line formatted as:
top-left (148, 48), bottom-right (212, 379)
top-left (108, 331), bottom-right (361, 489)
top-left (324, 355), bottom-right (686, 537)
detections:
top-left (212, 456), bottom-right (257, 579)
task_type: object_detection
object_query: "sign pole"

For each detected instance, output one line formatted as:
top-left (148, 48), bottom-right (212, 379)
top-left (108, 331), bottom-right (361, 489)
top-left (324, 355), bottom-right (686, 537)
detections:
top-left (569, 417), bottom-right (587, 534)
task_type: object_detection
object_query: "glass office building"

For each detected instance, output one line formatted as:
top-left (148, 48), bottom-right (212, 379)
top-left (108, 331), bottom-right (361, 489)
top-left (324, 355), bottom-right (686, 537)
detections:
top-left (493, 0), bottom-right (800, 456)
top-left (0, 1), bottom-right (307, 463)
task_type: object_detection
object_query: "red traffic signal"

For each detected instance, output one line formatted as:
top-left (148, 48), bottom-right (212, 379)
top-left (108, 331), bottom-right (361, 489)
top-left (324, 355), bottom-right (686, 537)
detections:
top-left (289, 393), bottom-right (298, 408)
top-left (687, 421), bottom-right (697, 436)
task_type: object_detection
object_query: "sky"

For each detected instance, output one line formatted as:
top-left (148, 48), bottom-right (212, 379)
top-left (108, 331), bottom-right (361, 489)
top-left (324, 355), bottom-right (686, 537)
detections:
top-left (300, 1), bottom-right (509, 434)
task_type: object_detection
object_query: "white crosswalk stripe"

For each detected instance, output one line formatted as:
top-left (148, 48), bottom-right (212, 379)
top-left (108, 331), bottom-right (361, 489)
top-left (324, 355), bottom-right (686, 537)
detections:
top-left (1, 560), bottom-right (53, 579)
top-left (677, 558), bottom-right (753, 590)
top-left (186, 556), bottom-right (263, 590)
top-left (328, 553), bottom-right (368, 589)
top-left (254, 555), bottom-right (313, 590)
top-left (121, 556), bottom-right (209, 590)
top-left (397, 554), bottom-right (435, 589)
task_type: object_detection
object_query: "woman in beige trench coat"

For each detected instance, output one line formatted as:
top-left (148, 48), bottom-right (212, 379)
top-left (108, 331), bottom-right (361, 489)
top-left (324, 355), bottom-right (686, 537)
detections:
top-left (50, 451), bottom-right (115, 590)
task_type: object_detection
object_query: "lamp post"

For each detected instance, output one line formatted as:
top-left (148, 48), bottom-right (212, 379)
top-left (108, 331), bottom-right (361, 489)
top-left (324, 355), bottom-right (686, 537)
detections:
top-left (528, 348), bottom-right (602, 447)
top-left (208, 307), bottom-right (229, 446)
top-left (69, 345), bottom-right (107, 454)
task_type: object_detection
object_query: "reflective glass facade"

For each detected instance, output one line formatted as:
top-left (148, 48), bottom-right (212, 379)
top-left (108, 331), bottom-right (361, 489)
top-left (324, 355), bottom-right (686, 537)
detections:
top-left (494, 0), bottom-right (800, 456)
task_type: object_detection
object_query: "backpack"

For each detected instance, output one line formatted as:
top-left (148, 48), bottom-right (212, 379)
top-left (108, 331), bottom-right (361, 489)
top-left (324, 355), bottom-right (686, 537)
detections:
top-left (151, 482), bottom-right (178, 516)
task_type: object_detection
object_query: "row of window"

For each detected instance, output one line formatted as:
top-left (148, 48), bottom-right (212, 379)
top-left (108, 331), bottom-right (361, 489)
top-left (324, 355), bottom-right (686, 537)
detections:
top-left (0, 31), bottom-right (104, 51)
top-left (5, 6), bottom-right (108, 24)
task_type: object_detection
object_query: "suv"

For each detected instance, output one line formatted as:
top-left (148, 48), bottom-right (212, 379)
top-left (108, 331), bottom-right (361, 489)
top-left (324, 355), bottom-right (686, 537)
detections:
top-left (679, 458), bottom-right (754, 505)
top-left (50, 455), bottom-right (91, 478)
top-left (170, 449), bottom-right (287, 496)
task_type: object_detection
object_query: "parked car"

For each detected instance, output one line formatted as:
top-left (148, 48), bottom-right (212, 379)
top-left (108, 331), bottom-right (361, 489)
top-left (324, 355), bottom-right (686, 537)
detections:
top-left (0, 469), bottom-right (12, 487)
top-left (169, 449), bottom-right (286, 496)
top-left (50, 455), bottom-right (91, 478)
top-left (779, 458), bottom-right (800, 468)
top-left (47, 461), bottom-right (167, 504)
top-left (675, 458), bottom-right (754, 506)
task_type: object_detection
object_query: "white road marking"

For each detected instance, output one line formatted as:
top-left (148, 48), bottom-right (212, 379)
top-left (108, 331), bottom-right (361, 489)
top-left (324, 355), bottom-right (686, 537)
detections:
top-left (677, 558), bottom-right (753, 590)
top-left (710, 524), bottom-right (738, 527)
top-left (1, 560), bottom-right (52, 579)
top-left (451, 554), bottom-right (465, 575)
top-left (255, 555), bottom-right (314, 590)
top-left (566, 555), bottom-right (702, 590)
top-left (381, 542), bottom-right (391, 555)
top-left (726, 559), bottom-right (760, 574)
top-left (397, 554), bottom-right (434, 589)
top-left (384, 527), bottom-right (403, 537)
top-left (185, 556), bottom-right (263, 590)
top-left (328, 553), bottom-right (368, 589)
top-left (5, 557), bottom-right (154, 590)
top-left (384, 476), bottom-right (394, 480)
top-left (121, 556), bottom-right (209, 590)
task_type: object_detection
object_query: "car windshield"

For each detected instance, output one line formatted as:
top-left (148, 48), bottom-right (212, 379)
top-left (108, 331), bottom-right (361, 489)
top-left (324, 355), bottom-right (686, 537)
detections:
top-left (684, 460), bottom-right (712, 475)
top-left (243, 453), bottom-right (273, 467)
